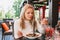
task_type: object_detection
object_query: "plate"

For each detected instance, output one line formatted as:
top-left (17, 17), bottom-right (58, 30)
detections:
top-left (24, 33), bottom-right (42, 39)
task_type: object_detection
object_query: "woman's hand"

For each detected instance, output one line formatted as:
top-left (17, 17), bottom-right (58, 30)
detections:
top-left (17, 31), bottom-right (23, 37)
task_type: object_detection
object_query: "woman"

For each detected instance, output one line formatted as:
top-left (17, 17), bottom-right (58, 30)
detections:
top-left (55, 20), bottom-right (60, 37)
top-left (49, 21), bottom-right (60, 40)
top-left (14, 4), bottom-right (37, 40)
top-left (55, 20), bottom-right (60, 30)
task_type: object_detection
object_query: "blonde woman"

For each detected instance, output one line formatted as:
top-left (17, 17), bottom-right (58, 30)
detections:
top-left (14, 4), bottom-right (37, 40)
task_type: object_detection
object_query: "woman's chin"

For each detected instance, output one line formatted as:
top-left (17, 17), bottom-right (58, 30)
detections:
top-left (26, 19), bottom-right (32, 21)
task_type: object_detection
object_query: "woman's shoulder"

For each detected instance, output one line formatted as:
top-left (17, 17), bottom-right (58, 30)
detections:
top-left (14, 19), bottom-right (20, 23)
top-left (14, 19), bottom-right (20, 27)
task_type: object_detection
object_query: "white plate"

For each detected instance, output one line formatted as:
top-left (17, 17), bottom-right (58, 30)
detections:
top-left (24, 33), bottom-right (42, 39)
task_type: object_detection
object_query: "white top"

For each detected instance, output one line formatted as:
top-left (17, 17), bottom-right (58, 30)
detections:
top-left (14, 19), bottom-right (45, 39)
top-left (14, 19), bottom-right (33, 39)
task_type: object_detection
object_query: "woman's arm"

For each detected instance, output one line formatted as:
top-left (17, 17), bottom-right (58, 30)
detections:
top-left (14, 20), bottom-right (23, 39)
top-left (36, 21), bottom-right (45, 34)
top-left (17, 30), bottom-right (23, 37)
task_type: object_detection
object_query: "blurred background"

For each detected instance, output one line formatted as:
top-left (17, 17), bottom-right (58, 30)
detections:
top-left (0, 0), bottom-right (60, 19)
top-left (0, 0), bottom-right (60, 40)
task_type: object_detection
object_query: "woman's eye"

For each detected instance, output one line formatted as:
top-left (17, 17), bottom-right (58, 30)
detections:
top-left (27, 12), bottom-right (33, 14)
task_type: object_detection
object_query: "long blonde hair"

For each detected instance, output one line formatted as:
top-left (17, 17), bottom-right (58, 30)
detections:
top-left (20, 4), bottom-right (37, 29)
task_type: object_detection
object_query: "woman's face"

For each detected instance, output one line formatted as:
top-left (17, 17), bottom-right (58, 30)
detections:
top-left (24, 8), bottom-right (34, 21)
top-left (58, 22), bottom-right (60, 25)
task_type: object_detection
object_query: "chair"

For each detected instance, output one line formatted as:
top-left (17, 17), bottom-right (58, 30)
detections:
top-left (1, 19), bottom-right (14, 40)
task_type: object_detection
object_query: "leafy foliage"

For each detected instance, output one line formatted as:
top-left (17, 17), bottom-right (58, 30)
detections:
top-left (13, 0), bottom-right (22, 18)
